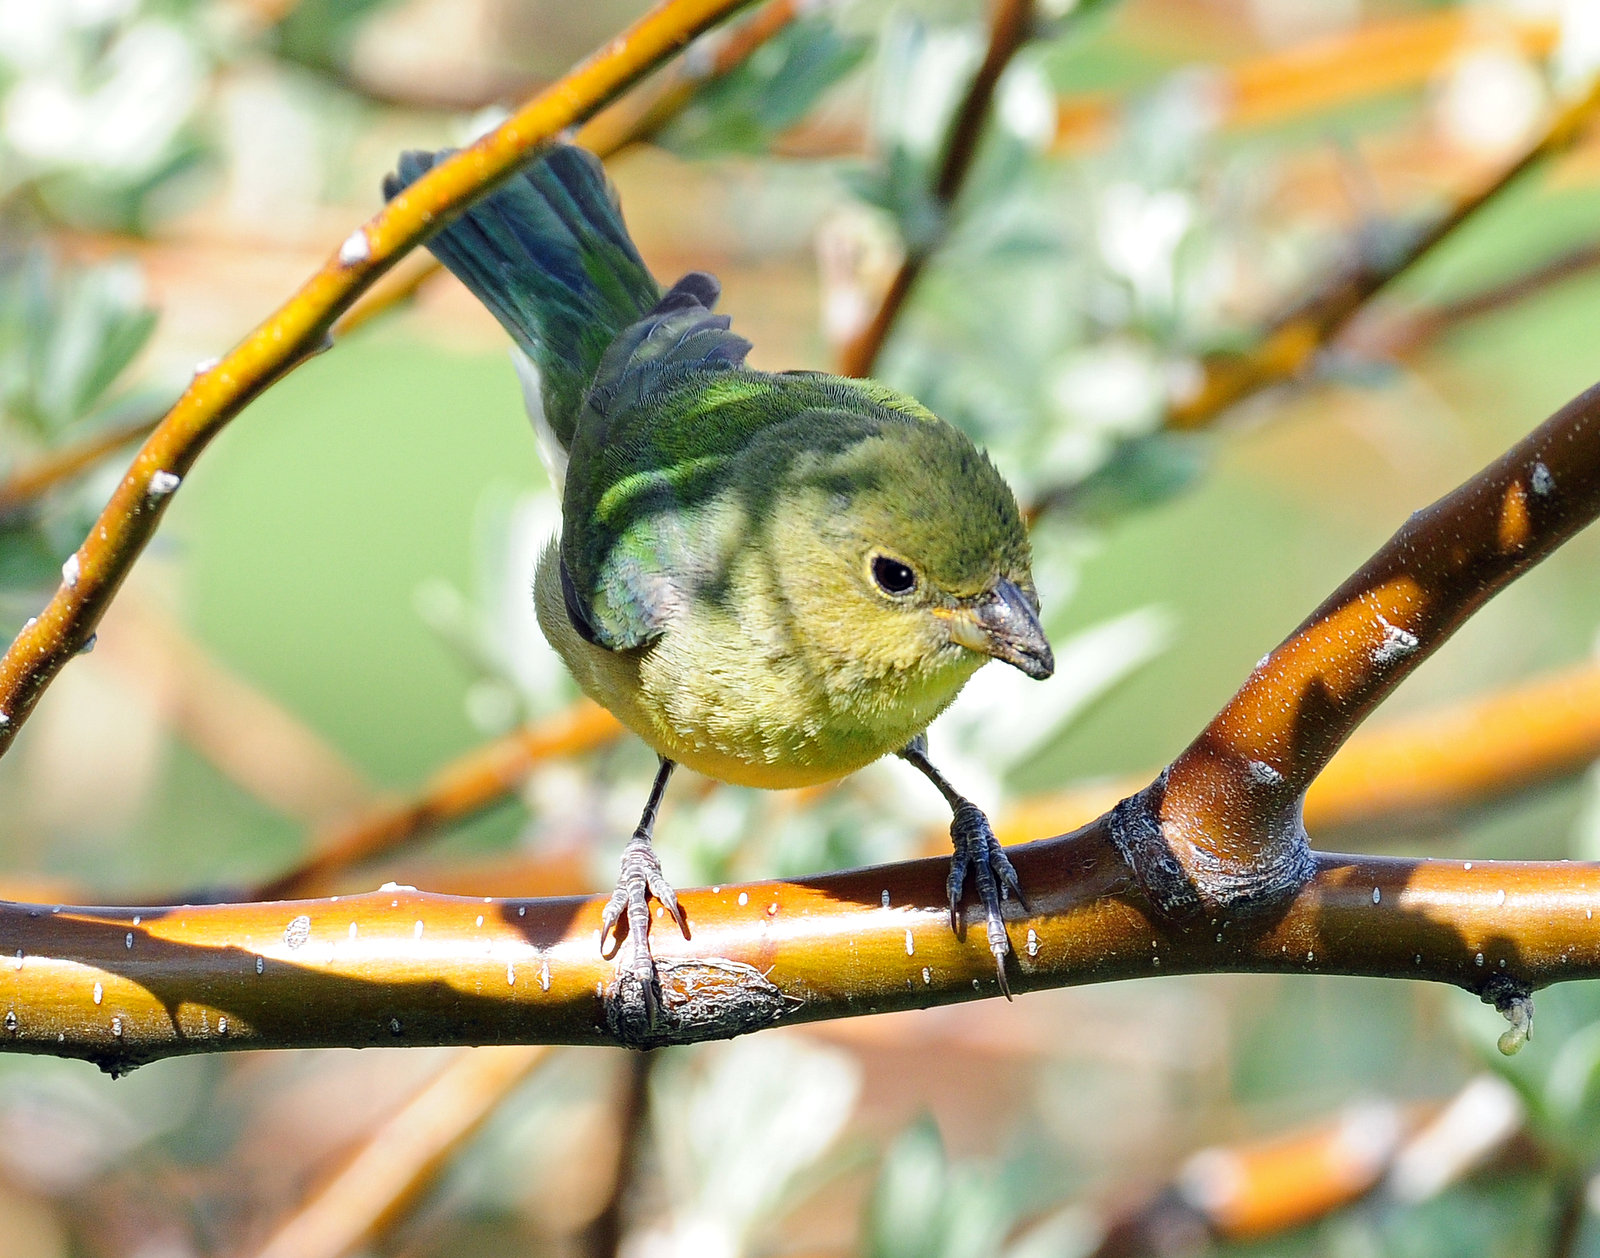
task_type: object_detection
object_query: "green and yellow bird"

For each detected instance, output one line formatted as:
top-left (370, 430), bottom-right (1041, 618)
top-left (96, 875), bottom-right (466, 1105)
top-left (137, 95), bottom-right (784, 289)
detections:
top-left (385, 145), bottom-right (1053, 1008)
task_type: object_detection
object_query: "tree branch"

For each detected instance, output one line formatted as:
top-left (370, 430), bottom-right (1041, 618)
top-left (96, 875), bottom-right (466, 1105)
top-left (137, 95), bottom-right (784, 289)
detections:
top-left (1000, 653), bottom-right (1600, 844)
top-left (1132, 378), bottom-right (1600, 915)
top-left (836, 0), bottom-right (1038, 379)
top-left (0, 840), bottom-right (1590, 1072)
top-left (1161, 77), bottom-right (1600, 432)
top-left (254, 700), bottom-right (621, 901)
top-left (1050, 9), bottom-right (1561, 151)
top-left (247, 1044), bottom-right (552, 1258)
top-left (1087, 1075), bottom-right (1530, 1256)
top-left (0, 0), bottom-right (760, 759)
top-left (1347, 240), bottom-right (1600, 361)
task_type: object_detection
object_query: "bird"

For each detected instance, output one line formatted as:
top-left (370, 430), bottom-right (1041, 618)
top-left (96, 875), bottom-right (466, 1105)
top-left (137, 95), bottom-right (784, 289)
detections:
top-left (384, 145), bottom-right (1053, 1014)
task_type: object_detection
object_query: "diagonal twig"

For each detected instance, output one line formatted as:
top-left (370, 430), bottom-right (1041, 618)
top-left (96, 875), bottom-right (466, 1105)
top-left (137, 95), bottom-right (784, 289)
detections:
top-left (253, 700), bottom-right (621, 901)
top-left (0, 0), bottom-right (762, 760)
top-left (1163, 77), bottom-right (1600, 432)
top-left (836, 0), bottom-right (1038, 379)
top-left (246, 1044), bottom-right (552, 1258)
top-left (0, 409), bottom-right (165, 519)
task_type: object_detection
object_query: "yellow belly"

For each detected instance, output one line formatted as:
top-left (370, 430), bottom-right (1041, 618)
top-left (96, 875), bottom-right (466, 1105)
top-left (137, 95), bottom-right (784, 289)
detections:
top-left (533, 546), bottom-right (975, 788)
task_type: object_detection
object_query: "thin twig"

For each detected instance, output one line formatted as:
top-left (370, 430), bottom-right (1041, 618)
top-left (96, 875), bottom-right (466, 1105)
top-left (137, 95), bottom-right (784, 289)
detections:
top-left (1161, 77), bottom-right (1600, 432)
top-left (1087, 1074), bottom-right (1533, 1257)
top-left (0, 410), bottom-right (162, 519)
top-left (1348, 240), bottom-right (1600, 360)
top-left (102, 595), bottom-right (381, 828)
top-left (0, 0), bottom-right (761, 759)
top-left (577, 1052), bottom-right (654, 1258)
top-left (836, 0), bottom-right (1037, 378)
top-left (246, 1045), bottom-right (552, 1258)
top-left (330, 0), bottom-right (806, 342)
top-left (254, 700), bottom-right (621, 901)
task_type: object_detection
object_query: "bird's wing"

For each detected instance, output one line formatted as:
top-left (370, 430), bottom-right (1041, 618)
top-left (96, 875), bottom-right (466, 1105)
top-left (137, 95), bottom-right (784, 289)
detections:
top-left (558, 275), bottom-right (765, 651)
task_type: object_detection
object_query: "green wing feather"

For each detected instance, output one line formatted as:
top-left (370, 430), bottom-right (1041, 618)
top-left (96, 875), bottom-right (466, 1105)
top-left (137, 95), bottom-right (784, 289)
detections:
top-left (383, 145), bottom-right (661, 447)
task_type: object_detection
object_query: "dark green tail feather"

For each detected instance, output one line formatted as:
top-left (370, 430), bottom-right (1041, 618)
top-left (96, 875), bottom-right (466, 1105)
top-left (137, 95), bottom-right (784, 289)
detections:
top-left (383, 146), bottom-right (662, 448)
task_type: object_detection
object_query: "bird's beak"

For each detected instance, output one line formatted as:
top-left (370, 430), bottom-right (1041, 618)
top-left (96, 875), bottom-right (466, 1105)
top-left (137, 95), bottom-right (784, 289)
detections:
top-left (943, 579), bottom-right (1054, 680)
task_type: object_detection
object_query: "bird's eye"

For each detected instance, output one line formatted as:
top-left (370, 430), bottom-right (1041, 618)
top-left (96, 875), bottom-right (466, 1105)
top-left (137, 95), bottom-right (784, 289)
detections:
top-left (871, 555), bottom-right (917, 596)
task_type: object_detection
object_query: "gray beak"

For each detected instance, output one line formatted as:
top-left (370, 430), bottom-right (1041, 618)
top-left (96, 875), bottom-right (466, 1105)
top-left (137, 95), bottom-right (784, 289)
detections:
top-left (944, 578), bottom-right (1054, 680)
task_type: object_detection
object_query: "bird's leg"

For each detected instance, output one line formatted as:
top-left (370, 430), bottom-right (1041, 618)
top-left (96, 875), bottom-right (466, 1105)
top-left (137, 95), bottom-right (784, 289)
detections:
top-left (898, 735), bottom-right (1025, 998)
top-left (600, 757), bottom-right (689, 1019)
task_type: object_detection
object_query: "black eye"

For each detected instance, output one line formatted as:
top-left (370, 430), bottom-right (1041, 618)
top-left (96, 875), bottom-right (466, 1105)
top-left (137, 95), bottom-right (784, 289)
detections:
top-left (871, 555), bottom-right (917, 596)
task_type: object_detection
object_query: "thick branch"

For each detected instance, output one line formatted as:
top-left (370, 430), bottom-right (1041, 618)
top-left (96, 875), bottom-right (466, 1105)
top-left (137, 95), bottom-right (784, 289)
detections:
top-left (1000, 654), bottom-right (1600, 844)
top-left (0, 0), bottom-right (759, 758)
top-left (1146, 379), bottom-right (1600, 914)
top-left (0, 836), bottom-right (1591, 1071)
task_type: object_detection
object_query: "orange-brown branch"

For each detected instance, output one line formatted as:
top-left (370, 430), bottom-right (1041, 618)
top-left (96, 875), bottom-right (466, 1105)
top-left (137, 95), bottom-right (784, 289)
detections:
top-left (255, 701), bottom-right (621, 901)
top-left (1052, 10), bottom-right (1560, 151)
top-left (1146, 379), bottom-right (1600, 915)
top-left (0, 840), bottom-right (1593, 1070)
top-left (1087, 1077), bottom-right (1531, 1256)
top-left (0, 0), bottom-right (760, 759)
top-left (1162, 77), bottom-right (1600, 432)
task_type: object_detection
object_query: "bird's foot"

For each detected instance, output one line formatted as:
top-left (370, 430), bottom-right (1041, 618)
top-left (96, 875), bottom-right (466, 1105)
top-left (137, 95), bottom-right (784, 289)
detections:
top-left (947, 801), bottom-right (1026, 999)
top-left (600, 833), bottom-right (689, 1023)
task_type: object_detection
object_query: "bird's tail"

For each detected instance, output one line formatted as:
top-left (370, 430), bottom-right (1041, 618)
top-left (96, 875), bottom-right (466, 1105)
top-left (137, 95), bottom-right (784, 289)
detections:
top-left (383, 146), bottom-right (662, 451)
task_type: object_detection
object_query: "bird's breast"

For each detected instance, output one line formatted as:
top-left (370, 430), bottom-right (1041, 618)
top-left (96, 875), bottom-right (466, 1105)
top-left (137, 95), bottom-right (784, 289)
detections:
top-left (534, 546), bottom-right (966, 787)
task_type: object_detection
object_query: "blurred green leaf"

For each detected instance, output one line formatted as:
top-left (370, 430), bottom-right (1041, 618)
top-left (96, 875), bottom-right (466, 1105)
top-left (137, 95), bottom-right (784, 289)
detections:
top-left (0, 251), bottom-right (156, 609)
top-left (0, 251), bottom-right (155, 438)
top-left (659, 14), bottom-right (870, 157)
top-left (865, 1116), bottom-right (1015, 1258)
top-left (273, 0), bottom-right (403, 72)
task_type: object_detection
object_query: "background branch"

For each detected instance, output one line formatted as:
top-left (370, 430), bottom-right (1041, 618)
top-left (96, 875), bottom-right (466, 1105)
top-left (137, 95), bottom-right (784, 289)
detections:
top-left (254, 700), bottom-right (620, 901)
top-left (247, 1044), bottom-right (551, 1258)
top-left (836, 0), bottom-right (1038, 378)
top-left (1001, 653), bottom-right (1600, 845)
top-left (1160, 77), bottom-right (1600, 433)
top-left (0, 409), bottom-right (163, 518)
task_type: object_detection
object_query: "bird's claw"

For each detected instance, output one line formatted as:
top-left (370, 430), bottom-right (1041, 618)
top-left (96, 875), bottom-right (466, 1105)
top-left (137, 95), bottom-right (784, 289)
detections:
top-left (947, 802), bottom-right (1024, 999)
top-left (599, 831), bottom-right (689, 1024)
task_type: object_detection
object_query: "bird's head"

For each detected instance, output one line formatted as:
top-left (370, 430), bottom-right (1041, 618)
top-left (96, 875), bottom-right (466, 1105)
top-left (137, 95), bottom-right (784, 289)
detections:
top-left (764, 412), bottom-right (1052, 698)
